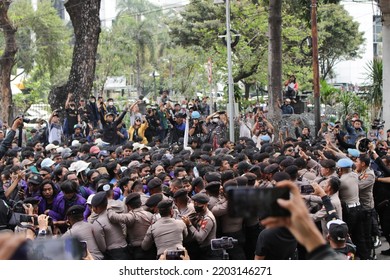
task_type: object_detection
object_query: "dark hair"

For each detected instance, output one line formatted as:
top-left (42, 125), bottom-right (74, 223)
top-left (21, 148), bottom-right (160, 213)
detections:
top-left (118, 177), bottom-right (131, 192)
top-left (159, 206), bottom-right (172, 217)
top-left (40, 180), bottom-right (58, 198)
top-left (60, 180), bottom-right (78, 194)
top-left (358, 155), bottom-right (370, 167)
top-left (328, 177), bottom-right (340, 193)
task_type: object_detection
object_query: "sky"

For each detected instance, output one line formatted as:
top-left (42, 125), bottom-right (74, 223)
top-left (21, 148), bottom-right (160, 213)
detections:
top-left (332, 0), bottom-right (380, 85)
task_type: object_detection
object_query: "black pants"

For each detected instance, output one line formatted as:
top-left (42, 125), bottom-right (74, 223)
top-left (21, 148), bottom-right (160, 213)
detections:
top-left (104, 246), bottom-right (131, 260)
top-left (342, 205), bottom-right (372, 259)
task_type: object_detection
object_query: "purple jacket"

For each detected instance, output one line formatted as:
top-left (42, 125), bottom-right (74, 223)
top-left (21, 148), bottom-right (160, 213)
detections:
top-left (36, 193), bottom-right (59, 215)
top-left (48, 192), bottom-right (86, 221)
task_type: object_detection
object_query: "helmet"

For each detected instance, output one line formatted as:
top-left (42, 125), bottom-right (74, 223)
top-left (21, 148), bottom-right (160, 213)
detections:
top-left (191, 111), bottom-right (200, 119)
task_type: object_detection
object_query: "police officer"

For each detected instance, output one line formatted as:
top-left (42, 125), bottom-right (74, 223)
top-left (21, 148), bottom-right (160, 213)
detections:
top-left (107, 193), bottom-right (154, 260)
top-left (145, 193), bottom-right (163, 223)
top-left (314, 159), bottom-right (338, 189)
top-left (90, 192), bottom-right (130, 259)
top-left (181, 193), bottom-right (219, 260)
top-left (141, 200), bottom-right (188, 258)
top-left (62, 205), bottom-right (104, 260)
top-left (173, 188), bottom-right (195, 218)
top-left (337, 158), bottom-right (367, 259)
top-left (355, 154), bottom-right (376, 259)
top-left (211, 183), bottom-right (246, 260)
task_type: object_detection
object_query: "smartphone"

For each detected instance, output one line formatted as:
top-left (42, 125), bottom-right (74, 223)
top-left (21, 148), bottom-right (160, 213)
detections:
top-left (300, 185), bottom-right (315, 194)
top-left (18, 213), bottom-right (38, 225)
top-left (80, 241), bottom-right (88, 258)
top-left (226, 187), bottom-right (290, 219)
top-left (10, 238), bottom-right (84, 260)
top-left (165, 250), bottom-right (184, 260)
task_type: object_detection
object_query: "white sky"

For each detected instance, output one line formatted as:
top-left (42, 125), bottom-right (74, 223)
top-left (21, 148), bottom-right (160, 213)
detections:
top-left (332, 0), bottom-right (380, 85)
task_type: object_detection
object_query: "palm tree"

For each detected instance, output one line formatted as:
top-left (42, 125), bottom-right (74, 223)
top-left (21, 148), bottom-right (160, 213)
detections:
top-left (365, 58), bottom-right (383, 120)
top-left (117, 0), bottom-right (160, 95)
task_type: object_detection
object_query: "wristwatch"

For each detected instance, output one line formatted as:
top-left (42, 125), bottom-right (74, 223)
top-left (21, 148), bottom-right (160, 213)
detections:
top-left (38, 229), bottom-right (47, 236)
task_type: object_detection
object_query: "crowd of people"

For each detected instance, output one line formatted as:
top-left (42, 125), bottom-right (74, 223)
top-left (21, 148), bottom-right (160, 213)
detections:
top-left (1, 90), bottom-right (390, 261)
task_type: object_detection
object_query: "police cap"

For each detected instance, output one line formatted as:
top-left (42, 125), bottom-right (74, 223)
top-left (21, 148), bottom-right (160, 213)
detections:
top-left (147, 178), bottom-right (162, 190)
top-left (66, 205), bottom-right (85, 216)
top-left (91, 191), bottom-right (108, 207)
top-left (320, 159), bottom-right (336, 169)
top-left (157, 199), bottom-right (173, 210)
top-left (145, 193), bottom-right (163, 208)
top-left (336, 158), bottom-right (353, 168)
top-left (125, 192), bottom-right (141, 205)
top-left (191, 193), bottom-right (210, 204)
top-left (204, 172), bottom-right (221, 183)
top-left (173, 188), bottom-right (188, 199)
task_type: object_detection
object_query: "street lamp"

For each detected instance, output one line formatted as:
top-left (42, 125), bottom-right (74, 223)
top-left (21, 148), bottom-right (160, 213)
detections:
top-left (150, 70), bottom-right (160, 101)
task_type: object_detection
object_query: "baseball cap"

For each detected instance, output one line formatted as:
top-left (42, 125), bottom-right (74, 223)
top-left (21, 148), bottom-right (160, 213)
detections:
top-left (41, 158), bottom-right (55, 169)
top-left (327, 219), bottom-right (349, 242)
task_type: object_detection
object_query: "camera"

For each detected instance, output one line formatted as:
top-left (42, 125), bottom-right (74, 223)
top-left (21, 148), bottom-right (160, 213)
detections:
top-left (17, 115), bottom-right (31, 123)
top-left (211, 237), bottom-right (238, 250)
top-left (372, 119), bottom-right (385, 130)
top-left (165, 249), bottom-right (185, 260)
top-left (226, 187), bottom-right (290, 219)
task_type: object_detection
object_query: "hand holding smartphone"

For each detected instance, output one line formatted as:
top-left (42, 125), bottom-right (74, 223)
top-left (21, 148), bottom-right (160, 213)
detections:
top-left (227, 187), bottom-right (290, 219)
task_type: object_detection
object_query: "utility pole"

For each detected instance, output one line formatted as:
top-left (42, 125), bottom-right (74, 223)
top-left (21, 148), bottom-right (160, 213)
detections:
top-left (225, 0), bottom-right (235, 142)
top-left (311, 0), bottom-right (321, 135)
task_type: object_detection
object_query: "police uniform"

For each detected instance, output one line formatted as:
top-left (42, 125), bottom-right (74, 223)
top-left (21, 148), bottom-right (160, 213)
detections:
top-left (337, 159), bottom-right (367, 259)
top-left (108, 207), bottom-right (154, 259)
top-left (90, 192), bottom-right (129, 260)
top-left (186, 193), bottom-right (219, 260)
top-left (62, 205), bottom-right (104, 260)
top-left (141, 201), bottom-right (188, 256)
top-left (357, 167), bottom-right (376, 259)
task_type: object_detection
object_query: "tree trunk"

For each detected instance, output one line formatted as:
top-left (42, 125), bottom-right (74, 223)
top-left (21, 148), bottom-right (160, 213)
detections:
top-left (244, 82), bottom-right (251, 100)
top-left (0, 0), bottom-right (17, 124)
top-left (267, 0), bottom-right (283, 127)
top-left (48, 0), bottom-right (101, 110)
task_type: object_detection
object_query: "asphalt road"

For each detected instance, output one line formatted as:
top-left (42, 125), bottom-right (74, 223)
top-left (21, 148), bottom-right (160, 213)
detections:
top-left (375, 236), bottom-right (390, 260)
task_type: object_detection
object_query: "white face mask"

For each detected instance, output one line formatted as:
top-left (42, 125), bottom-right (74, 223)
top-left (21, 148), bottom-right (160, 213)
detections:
top-left (212, 118), bottom-right (219, 123)
top-left (108, 102), bottom-right (114, 106)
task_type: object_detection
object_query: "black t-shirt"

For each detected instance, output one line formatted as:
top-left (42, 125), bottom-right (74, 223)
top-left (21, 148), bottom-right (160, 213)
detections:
top-left (66, 108), bottom-right (78, 133)
top-left (255, 227), bottom-right (297, 260)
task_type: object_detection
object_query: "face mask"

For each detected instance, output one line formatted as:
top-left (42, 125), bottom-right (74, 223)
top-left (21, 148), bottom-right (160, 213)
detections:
top-left (212, 118), bottom-right (219, 123)
top-left (90, 100), bottom-right (95, 103)
top-left (108, 102), bottom-right (114, 106)
top-left (70, 106), bottom-right (75, 109)
top-left (194, 205), bottom-right (204, 213)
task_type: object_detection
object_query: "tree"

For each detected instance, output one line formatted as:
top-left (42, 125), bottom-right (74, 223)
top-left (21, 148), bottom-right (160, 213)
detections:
top-left (267, 0), bottom-right (283, 127)
top-left (48, 0), bottom-right (101, 110)
top-left (116, 0), bottom-right (161, 96)
top-left (317, 4), bottom-right (364, 79)
top-left (0, 0), bottom-right (17, 124)
top-left (9, 0), bottom-right (72, 84)
top-left (365, 58), bottom-right (383, 120)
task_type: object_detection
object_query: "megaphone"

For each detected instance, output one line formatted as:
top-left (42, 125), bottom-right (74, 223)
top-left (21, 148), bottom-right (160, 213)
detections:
top-left (356, 137), bottom-right (371, 153)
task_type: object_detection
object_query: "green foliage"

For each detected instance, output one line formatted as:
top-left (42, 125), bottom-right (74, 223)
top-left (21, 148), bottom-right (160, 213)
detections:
top-left (336, 91), bottom-right (369, 124)
top-left (317, 4), bottom-right (364, 79)
top-left (364, 58), bottom-right (383, 119)
top-left (320, 79), bottom-right (339, 106)
top-left (13, 69), bottom-right (51, 113)
top-left (9, 0), bottom-right (72, 82)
